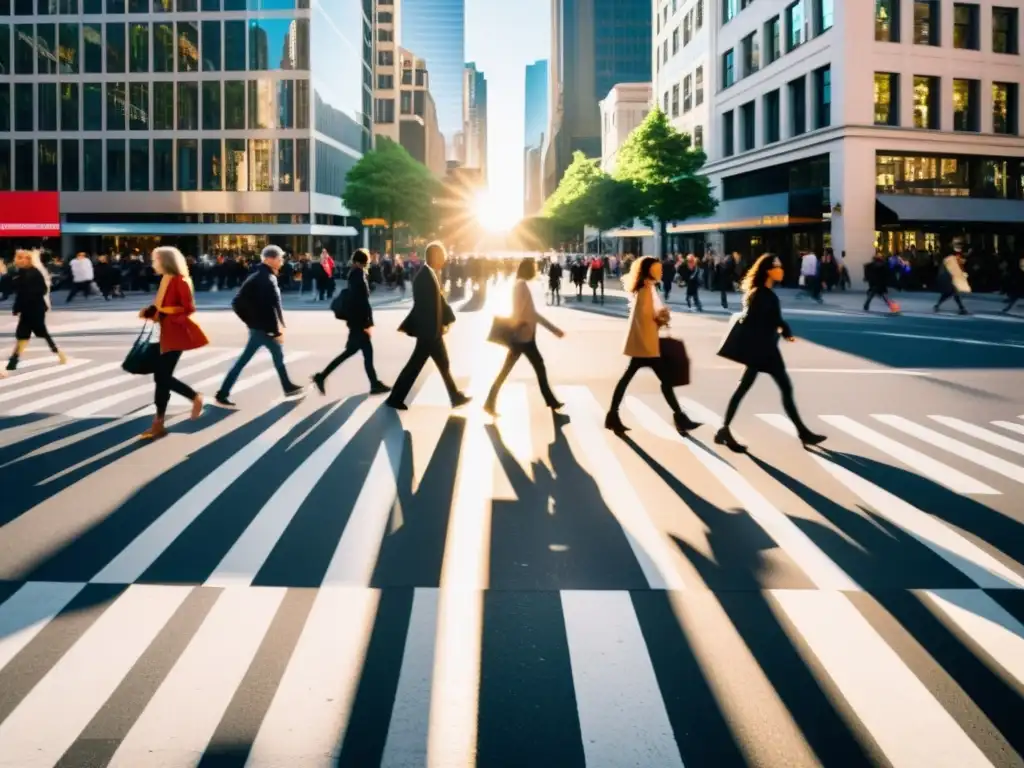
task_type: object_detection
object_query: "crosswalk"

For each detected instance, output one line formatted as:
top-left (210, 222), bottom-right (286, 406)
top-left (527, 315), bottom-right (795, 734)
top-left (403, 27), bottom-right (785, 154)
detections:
top-left (1, 360), bottom-right (1024, 764)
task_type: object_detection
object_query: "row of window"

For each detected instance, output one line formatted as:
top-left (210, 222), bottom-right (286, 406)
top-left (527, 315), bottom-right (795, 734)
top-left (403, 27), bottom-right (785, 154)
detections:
top-left (0, 136), bottom-right (310, 193)
top-left (657, 0), bottom-right (704, 68)
top-left (875, 1), bottom-right (1019, 55)
top-left (725, 0), bottom-right (834, 33)
top-left (0, 0), bottom-right (307, 14)
top-left (0, 78), bottom-right (309, 132)
top-left (876, 153), bottom-right (1024, 200)
top-left (0, 19), bottom-right (308, 76)
top-left (721, 0), bottom-right (833, 92)
top-left (873, 73), bottom-right (1019, 134)
top-left (662, 65), bottom-right (704, 117)
top-left (722, 66), bottom-right (831, 157)
top-left (656, 0), bottom-right (703, 37)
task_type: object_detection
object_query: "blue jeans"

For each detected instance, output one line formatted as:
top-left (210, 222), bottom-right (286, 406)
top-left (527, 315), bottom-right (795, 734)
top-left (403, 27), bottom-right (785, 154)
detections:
top-left (218, 329), bottom-right (294, 396)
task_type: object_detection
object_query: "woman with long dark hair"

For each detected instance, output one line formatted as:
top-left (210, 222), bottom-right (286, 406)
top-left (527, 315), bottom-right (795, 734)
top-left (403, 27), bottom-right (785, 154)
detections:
top-left (138, 246), bottom-right (209, 439)
top-left (483, 257), bottom-right (563, 416)
top-left (606, 255), bottom-right (700, 434)
top-left (2, 249), bottom-right (66, 376)
top-left (715, 253), bottom-right (825, 452)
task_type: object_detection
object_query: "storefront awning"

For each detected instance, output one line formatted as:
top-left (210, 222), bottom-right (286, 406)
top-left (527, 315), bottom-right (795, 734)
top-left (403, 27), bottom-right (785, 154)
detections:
top-left (667, 192), bottom-right (810, 233)
top-left (877, 194), bottom-right (1024, 224)
top-left (607, 227), bottom-right (655, 238)
top-left (0, 192), bottom-right (60, 237)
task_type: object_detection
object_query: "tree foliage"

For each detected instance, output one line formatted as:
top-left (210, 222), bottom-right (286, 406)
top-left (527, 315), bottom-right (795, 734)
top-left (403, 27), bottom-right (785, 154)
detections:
top-left (543, 151), bottom-right (638, 240)
top-left (614, 109), bottom-right (717, 256)
top-left (342, 137), bottom-right (440, 248)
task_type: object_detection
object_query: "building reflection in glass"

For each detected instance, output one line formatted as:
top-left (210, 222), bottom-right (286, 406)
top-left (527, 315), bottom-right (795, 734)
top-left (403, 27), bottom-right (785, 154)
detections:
top-left (248, 18), bottom-right (308, 71)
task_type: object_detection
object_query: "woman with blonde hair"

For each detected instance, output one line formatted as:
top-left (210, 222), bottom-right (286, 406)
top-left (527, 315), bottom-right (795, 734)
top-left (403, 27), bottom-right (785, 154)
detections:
top-left (1, 249), bottom-right (66, 376)
top-left (137, 246), bottom-right (209, 439)
top-left (715, 253), bottom-right (825, 452)
top-left (605, 255), bottom-right (700, 434)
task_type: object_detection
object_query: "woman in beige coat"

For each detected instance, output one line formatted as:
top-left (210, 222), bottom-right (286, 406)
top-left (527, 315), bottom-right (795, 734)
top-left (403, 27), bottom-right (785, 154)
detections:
top-left (606, 256), bottom-right (701, 434)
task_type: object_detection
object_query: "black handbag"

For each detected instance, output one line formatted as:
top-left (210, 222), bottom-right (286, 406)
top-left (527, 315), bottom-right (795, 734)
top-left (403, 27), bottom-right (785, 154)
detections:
top-left (331, 288), bottom-right (350, 321)
top-left (122, 322), bottom-right (161, 375)
top-left (659, 336), bottom-right (690, 387)
top-left (717, 312), bottom-right (752, 366)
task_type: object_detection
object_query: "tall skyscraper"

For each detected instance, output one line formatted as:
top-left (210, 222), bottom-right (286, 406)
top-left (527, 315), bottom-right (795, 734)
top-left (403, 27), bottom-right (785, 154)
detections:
top-left (463, 63), bottom-right (488, 181)
top-left (524, 59), bottom-right (548, 216)
top-left (542, 0), bottom-right (651, 199)
top-left (402, 0), bottom-right (466, 161)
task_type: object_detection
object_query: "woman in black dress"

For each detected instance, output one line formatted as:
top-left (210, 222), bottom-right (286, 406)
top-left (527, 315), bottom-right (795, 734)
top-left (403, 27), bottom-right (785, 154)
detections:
top-left (715, 253), bottom-right (825, 453)
top-left (3, 249), bottom-right (66, 375)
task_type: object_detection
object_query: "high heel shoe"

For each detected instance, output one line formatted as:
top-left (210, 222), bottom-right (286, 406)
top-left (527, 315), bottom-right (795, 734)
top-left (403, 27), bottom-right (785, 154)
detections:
top-left (714, 426), bottom-right (747, 453)
top-left (604, 412), bottom-right (629, 433)
top-left (674, 413), bottom-right (702, 433)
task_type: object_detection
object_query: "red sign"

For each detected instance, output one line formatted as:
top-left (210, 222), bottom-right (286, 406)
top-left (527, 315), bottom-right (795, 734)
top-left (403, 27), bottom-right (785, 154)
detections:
top-left (0, 192), bottom-right (61, 238)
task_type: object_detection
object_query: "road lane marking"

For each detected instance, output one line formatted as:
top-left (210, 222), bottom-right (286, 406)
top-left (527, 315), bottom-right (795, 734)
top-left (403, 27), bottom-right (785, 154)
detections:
top-left (0, 582), bottom-right (85, 675)
top-left (562, 590), bottom-right (684, 768)
top-left (626, 397), bottom-right (859, 592)
top-left (928, 415), bottom-right (1024, 457)
top-left (772, 590), bottom-right (995, 768)
top-left (0, 584), bottom-right (191, 768)
top-left (872, 414), bottom-right (1024, 486)
top-left (759, 414), bottom-right (1024, 590)
top-left (818, 416), bottom-right (999, 495)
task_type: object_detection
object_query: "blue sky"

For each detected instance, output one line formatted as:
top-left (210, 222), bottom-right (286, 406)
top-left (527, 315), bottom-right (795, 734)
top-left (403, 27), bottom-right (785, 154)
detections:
top-left (465, 0), bottom-right (550, 219)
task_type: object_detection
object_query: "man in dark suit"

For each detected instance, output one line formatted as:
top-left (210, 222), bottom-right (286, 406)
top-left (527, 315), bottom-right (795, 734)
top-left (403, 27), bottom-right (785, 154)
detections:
top-left (310, 248), bottom-right (391, 396)
top-left (386, 241), bottom-right (470, 411)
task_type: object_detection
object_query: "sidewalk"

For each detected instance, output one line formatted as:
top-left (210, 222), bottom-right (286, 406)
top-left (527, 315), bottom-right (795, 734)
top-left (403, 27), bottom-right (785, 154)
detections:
top-left (593, 284), bottom-right (1021, 318)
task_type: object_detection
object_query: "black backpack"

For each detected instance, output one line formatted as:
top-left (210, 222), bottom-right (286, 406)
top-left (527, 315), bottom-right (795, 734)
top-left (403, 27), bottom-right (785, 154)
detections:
top-left (232, 276), bottom-right (256, 325)
top-left (331, 288), bottom-right (350, 321)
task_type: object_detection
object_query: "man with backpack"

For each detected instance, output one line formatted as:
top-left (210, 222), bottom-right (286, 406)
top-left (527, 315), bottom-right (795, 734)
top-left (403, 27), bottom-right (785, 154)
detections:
top-left (311, 248), bottom-right (391, 396)
top-left (215, 245), bottom-right (304, 407)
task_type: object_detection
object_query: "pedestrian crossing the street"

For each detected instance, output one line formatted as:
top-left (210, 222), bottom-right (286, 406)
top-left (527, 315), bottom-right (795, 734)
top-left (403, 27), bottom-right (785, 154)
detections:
top-left (1, 369), bottom-right (1024, 766)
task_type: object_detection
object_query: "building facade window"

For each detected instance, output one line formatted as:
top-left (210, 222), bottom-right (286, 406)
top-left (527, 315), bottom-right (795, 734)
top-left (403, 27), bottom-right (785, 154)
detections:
top-left (130, 137), bottom-right (148, 190)
top-left (106, 82), bottom-right (125, 130)
top-left (764, 88), bottom-right (780, 143)
top-left (952, 78), bottom-right (979, 131)
top-left (683, 74), bottom-right (692, 112)
top-left (129, 81), bottom-right (148, 130)
top-left (224, 138), bottom-right (244, 191)
top-left (59, 22), bottom-right (79, 74)
top-left (83, 82), bottom-right (101, 130)
top-left (60, 138), bottom-right (78, 191)
top-left (992, 82), bottom-right (1018, 134)
top-left (177, 137), bottom-right (198, 190)
top-left (671, 83), bottom-right (679, 117)
top-left (952, 3), bottom-right (979, 49)
top-left (224, 80), bottom-right (244, 128)
top-left (14, 139), bottom-right (33, 190)
top-left (992, 7), bottom-right (1019, 54)
top-left (765, 16), bottom-right (781, 63)
top-left (723, 0), bottom-right (738, 24)
top-left (37, 24), bottom-right (56, 75)
top-left (0, 142), bottom-right (9, 191)
top-left (876, 0), bottom-right (900, 41)
top-left (106, 138), bottom-right (126, 191)
top-left (813, 65), bottom-right (830, 128)
top-left (202, 20), bottom-right (221, 71)
top-left (178, 21), bottom-right (199, 72)
top-left (913, 75), bottom-right (939, 129)
top-left (60, 83), bottom-right (78, 131)
top-left (914, 1), bottom-right (939, 45)
top-left (874, 72), bottom-right (899, 125)
top-left (723, 109), bottom-right (734, 156)
top-left (154, 23), bottom-right (174, 72)
top-left (789, 76), bottom-right (806, 135)
top-left (178, 80), bottom-right (198, 130)
top-left (129, 22), bottom-right (148, 72)
top-left (818, 0), bottom-right (834, 32)
top-left (722, 48), bottom-right (734, 88)
top-left (84, 23), bottom-right (102, 73)
top-left (152, 80), bottom-right (173, 129)
top-left (277, 138), bottom-right (292, 190)
top-left (38, 82), bottom-right (57, 131)
top-left (876, 152), bottom-right (1024, 199)
top-left (83, 138), bottom-right (102, 190)
top-left (694, 124), bottom-right (703, 149)
top-left (38, 139), bottom-right (57, 191)
top-left (14, 82), bottom-right (32, 131)
top-left (695, 65), bottom-right (704, 104)
top-left (741, 100), bottom-right (755, 151)
top-left (202, 138), bottom-right (221, 190)
top-left (106, 22), bottom-right (125, 72)
top-left (224, 20), bottom-right (245, 71)
top-left (742, 32), bottom-right (758, 75)
top-left (786, 0), bottom-right (806, 50)
top-left (153, 138), bottom-right (173, 190)
top-left (683, 11), bottom-right (692, 45)
top-left (671, 26), bottom-right (679, 54)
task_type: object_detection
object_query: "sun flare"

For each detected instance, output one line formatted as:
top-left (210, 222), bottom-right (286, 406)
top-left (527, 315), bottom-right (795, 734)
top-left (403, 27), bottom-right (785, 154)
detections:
top-left (473, 191), bottom-right (519, 232)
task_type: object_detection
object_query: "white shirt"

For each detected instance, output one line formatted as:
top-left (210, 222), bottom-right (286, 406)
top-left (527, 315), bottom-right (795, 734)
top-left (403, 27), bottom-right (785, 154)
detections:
top-left (511, 279), bottom-right (560, 339)
top-left (800, 252), bottom-right (818, 277)
top-left (70, 257), bottom-right (94, 283)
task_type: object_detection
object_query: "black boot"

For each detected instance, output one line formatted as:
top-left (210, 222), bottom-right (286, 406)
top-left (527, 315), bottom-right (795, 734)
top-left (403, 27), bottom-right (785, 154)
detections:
top-left (714, 426), bottom-right (747, 453)
top-left (604, 411), bottom-right (629, 433)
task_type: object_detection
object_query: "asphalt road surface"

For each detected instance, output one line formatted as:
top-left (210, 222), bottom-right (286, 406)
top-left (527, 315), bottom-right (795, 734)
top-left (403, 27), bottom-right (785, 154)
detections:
top-left (0, 279), bottom-right (1023, 768)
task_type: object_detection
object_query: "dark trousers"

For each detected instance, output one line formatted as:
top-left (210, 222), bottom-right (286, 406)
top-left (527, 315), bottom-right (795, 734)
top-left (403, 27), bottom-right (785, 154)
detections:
top-left (321, 328), bottom-right (378, 385)
top-left (66, 281), bottom-right (93, 301)
top-left (724, 363), bottom-right (807, 434)
top-left (864, 288), bottom-right (893, 310)
top-left (390, 336), bottom-right (459, 405)
top-left (549, 282), bottom-right (561, 305)
top-left (15, 312), bottom-right (59, 350)
top-left (154, 350), bottom-right (197, 417)
top-left (686, 280), bottom-right (702, 310)
top-left (935, 290), bottom-right (966, 311)
top-left (485, 340), bottom-right (557, 408)
top-left (609, 356), bottom-right (682, 416)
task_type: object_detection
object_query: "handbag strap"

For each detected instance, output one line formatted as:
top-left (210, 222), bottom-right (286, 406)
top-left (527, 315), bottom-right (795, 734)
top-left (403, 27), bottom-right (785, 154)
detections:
top-left (134, 321), bottom-right (154, 344)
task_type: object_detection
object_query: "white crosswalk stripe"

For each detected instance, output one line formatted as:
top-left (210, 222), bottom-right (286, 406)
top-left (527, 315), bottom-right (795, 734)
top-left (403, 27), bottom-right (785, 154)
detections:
top-left (1, 383), bottom-right (1024, 764)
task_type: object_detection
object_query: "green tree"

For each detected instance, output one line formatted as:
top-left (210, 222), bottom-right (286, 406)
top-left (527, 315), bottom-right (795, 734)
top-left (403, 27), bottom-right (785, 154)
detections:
top-left (543, 151), bottom-right (639, 251)
top-left (342, 137), bottom-right (440, 252)
top-left (614, 108), bottom-right (717, 258)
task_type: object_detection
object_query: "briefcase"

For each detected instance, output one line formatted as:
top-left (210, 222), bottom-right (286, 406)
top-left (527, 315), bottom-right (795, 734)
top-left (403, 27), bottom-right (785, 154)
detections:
top-left (659, 336), bottom-right (690, 387)
top-left (487, 316), bottom-right (517, 347)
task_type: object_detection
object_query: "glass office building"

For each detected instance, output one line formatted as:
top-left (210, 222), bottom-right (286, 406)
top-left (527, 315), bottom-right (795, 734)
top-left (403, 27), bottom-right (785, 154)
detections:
top-left (401, 0), bottom-right (464, 160)
top-left (0, 0), bottom-right (372, 259)
top-left (523, 58), bottom-right (547, 215)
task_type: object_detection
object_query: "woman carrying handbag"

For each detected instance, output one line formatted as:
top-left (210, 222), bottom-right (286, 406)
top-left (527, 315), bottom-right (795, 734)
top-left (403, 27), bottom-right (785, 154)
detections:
top-left (605, 256), bottom-right (700, 435)
top-left (715, 253), bottom-right (826, 453)
top-left (483, 258), bottom-right (564, 417)
top-left (137, 247), bottom-right (209, 440)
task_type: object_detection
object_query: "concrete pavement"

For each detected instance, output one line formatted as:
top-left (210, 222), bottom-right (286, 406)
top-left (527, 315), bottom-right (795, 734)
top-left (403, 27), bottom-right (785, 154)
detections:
top-left (0, 279), bottom-right (1022, 766)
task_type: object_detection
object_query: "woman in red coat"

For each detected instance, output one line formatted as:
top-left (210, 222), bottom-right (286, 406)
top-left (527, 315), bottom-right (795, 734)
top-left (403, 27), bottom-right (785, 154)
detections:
top-left (138, 246), bottom-right (210, 439)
